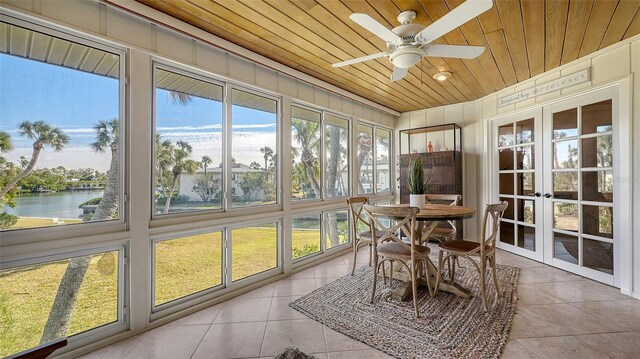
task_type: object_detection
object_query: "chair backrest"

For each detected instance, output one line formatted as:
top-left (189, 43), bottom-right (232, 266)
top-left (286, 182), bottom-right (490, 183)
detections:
top-left (480, 201), bottom-right (509, 253)
top-left (425, 194), bottom-right (462, 206)
top-left (363, 205), bottom-right (420, 257)
top-left (346, 196), bottom-right (370, 239)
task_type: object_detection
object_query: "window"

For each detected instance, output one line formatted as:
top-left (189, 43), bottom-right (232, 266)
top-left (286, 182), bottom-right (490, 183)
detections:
top-left (323, 210), bottom-right (349, 249)
top-left (154, 231), bottom-right (223, 306)
top-left (154, 67), bottom-right (223, 215)
top-left (291, 106), bottom-right (321, 200)
top-left (232, 223), bottom-right (278, 281)
top-left (292, 213), bottom-right (321, 260)
top-left (231, 89), bottom-right (278, 207)
top-left (324, 114), bottom-right (349, 198)
top-left (356, 124), bottom-right (373, 194)
top-left (0, 22), bottom-right (123, 231)
top-left (0, 250), bottom-right (121, 356)
top-left (375, 128), bottom-right (391, 192)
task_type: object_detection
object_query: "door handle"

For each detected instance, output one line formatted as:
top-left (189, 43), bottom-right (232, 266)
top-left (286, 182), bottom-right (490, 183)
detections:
top-left (534, 192), bottom-right (541, 197)
top-left (544, 193), bottom-right (553, 198)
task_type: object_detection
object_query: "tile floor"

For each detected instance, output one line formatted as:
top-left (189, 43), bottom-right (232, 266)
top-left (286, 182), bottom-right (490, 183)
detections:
top-left (79, 247), bottom-right (640, 359)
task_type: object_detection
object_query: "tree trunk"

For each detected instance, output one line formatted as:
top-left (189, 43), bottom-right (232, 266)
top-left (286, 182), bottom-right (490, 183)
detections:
top-left (39, 149), bottom-right (118, 344)
top-left (326, 212), bottom-right (340, 248)
top-left (91, 148), bottom-right (118, 221)
top-left (326, 127), bottom-right (341, 246)
top-left (163, 175), bottom-right (179, 214)
top-left (0, 144), bottom-right (41, 198)
top-left (39, 256), bottom-right (91, 344)
top-left (304, 163), bottom-right (321, 198)
top-left (356, 147), bottom-right (369, 193)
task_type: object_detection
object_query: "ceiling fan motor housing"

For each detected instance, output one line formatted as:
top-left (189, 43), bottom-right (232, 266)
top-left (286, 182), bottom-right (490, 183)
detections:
top-left (389, 48), bottom-right (424, 68)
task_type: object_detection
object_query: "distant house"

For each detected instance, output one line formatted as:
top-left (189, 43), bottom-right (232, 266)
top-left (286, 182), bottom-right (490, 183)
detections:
top-left (179, 163), bottom-right (264, 201)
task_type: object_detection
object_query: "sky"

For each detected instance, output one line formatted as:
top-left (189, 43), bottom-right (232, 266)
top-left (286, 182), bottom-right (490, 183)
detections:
top-left (0, 54), bottom-right (276, 172)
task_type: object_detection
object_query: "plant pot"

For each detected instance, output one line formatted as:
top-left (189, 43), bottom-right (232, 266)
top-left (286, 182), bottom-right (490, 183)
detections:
top-left (409, 194), bottom-right (425, 208)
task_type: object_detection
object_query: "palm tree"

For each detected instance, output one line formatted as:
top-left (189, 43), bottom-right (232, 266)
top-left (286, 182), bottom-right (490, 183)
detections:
top-left (0, 130), bottom-right (12, 163)
top-left (201, 155), bottom-right (212, 178)
top-left (164, 141), bottom-right (200, 213)
top-left (40, 119), bottom-right (119, 343)
top-left (291, 119), bottom-right (321, 198)
top-left (260, 146), bottom-right (273, 172)
top-left (0, 121), bottom-right (69, 198)
top-left (90, 119), bottom-right (119, 221)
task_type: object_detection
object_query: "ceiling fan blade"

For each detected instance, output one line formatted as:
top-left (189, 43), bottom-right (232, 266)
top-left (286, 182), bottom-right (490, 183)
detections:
top-left (350, 13), bottom-right (402, 43)
top-left (424, 44), bottom-right (485, 59)
top-left (391, 66), bottom-right (408, 81)
top-left (415, 0), bottom-right (493, 44)
top-left (332, 52), bottom-right (388, 67)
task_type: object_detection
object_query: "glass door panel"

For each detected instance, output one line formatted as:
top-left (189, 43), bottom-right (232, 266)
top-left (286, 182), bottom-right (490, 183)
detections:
top-left (544, 94), bottom-right (615, 283)
top-left (494, 109), bottom-right (543, 260)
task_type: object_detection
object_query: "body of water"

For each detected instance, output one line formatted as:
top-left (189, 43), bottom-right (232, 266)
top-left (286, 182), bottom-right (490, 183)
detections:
top-left (5, 190), bottom-right (104, 219)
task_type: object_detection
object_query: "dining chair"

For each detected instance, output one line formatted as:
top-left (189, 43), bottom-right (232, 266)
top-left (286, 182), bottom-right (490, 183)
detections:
top-left (434, 201), bottom-right (508, 311)
top-left (363, 204), bottom-right (431, 318)
top-left (346, 197), bottom-right (384, 276)
top-left (424, 194), bottom-right (462, 243)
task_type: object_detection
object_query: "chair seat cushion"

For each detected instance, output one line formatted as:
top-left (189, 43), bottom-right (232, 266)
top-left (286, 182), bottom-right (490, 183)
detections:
top-left (430, 228), bottom-right (455, 236)
top-left (377, 242), bottom-right (430, 257)
top-left (359, 229), bottom-right (385, 240)
top-left (440, 240), bottom-right (491, 253)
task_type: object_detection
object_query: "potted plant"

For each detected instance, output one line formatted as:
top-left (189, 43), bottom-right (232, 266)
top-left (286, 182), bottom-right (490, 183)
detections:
top-left (407, 157), bottom-right (428, 208)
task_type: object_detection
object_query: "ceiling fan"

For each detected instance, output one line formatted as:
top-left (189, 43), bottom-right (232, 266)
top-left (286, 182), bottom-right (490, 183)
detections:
top-left (332, 0), bottom-right (493, 81)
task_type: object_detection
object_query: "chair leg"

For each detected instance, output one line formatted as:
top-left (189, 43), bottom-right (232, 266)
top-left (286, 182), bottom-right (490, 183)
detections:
top-left (389, 261), bottom-right (394, 284)
top-left (370, 255), bottom-right (379, 304)
top-left (411, 260), bottom-right (420, 318)
top-left (490, 255), bottom-right (500, 300)
top-left (350, 241), bottom-right (358, 276)
top-left (381, 260), bottom-right (387, 285)
top-left (450, 255), bottom-right (457, 283)
top-left (368, 243), bottom-right (372, 267)
top-left (480, 256), bottom-right (488, 312)
top-left (423, 258), bottom-right (433, 297)
top-left (434, 251), bottom-right (445, 297)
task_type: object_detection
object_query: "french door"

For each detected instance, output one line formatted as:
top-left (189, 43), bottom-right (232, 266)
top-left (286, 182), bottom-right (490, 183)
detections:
top-left (492, 87), bottom-right (620, 285)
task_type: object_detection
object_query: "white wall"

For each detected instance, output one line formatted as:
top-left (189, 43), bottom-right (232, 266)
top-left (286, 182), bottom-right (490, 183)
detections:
top-left (397, 34), bottom-right (640, 298)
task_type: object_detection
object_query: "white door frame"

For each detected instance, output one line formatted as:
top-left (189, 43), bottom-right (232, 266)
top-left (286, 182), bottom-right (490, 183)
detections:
top-left (484, 76), bottom-right (632, 293)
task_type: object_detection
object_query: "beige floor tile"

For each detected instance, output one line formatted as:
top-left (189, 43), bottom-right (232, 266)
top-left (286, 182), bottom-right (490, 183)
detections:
top-left (313, 263), bottom-right (350, 278)
top-left (509, 309), bottom-right (570, 339)
top-left (526, 267), bottom-right (584, 282)
top-left (214, 297), bottom-right (272, 323)
top-left (565, 280), bottom-right (629, 301)
top-left (576, 331), bottom-right (640, 359)
top-left (191, 322), bottom-right (266, 359)
top-left (327, 349), bottom-right (392, 359)
top-left (260, 319), bottom-right (326, 356)
top-left (273, 278), bottom-right (318, 296)
top-left (123, 325), bottom-right (208, 359)
top-left (268, 296), bottom-right (307, 320)
top-left (235, 283), bottom-right (276, 298)
top-left (518, 268), bottom-right (557, 283)
top-left (523, 303), bottom-right (624, 335)
top-left (315, 277), bottom-right (339, 289)
top-left (531, 281), bottom-right (618, 303)
top-left (323, 326), bottom-right (370, 352)
top-left (76, 335), bottom-right (142, 359)
top-left (166, 304), bottom-right (220, 326)
top-left (516, 283), bottom-right (564, 306)
top-left (518, 336), bottom-right (610, 359)
top-left (569, 300), bottom-right (640, 330)
top-left (291, 267), bottom-right (316, 279)
top-left (501, 339), bottom-right (541, 358)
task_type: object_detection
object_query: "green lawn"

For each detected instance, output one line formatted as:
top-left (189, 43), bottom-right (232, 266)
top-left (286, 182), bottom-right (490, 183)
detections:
top-left (0, 226), bottom-right (324, 357)
top-left (10, 217), bottom-right (83, 230)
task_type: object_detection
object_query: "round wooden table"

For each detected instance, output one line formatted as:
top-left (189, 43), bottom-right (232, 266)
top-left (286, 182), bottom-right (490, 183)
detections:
top-left (381, 203), bottom-right (476, 300)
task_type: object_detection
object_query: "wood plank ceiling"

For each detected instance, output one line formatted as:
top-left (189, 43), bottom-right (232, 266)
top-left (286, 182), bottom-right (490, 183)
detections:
top-left (136, 0), bottom-right (640, 113)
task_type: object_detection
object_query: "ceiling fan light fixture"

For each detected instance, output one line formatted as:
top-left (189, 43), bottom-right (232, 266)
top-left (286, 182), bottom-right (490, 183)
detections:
top-left (433, 71), bottom-right (452, 81)
top-left (389, 48), bottom-right (424, 68)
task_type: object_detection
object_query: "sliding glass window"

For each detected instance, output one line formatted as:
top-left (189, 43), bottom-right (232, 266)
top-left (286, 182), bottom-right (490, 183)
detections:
top-left (0, 21), bottom-right (123, 231)
top-left (356, 124), bottom-right (374, 194)
top-left (324, 114), bottom-right (349, 198)
top-left (153, 68), bottom-right (224, 215)
top-left (291, 106), bottom-right (321, 201)
top-left (230, 89), bottom-right (278, 208)
top-left (375, 128), bottom-right (391, 193)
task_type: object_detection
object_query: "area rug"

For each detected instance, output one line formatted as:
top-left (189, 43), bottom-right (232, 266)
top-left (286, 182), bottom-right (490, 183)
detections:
top-left (273, 346), bottom-right (317, 359)
top-left (290, 257), bottom-right (520, 359)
